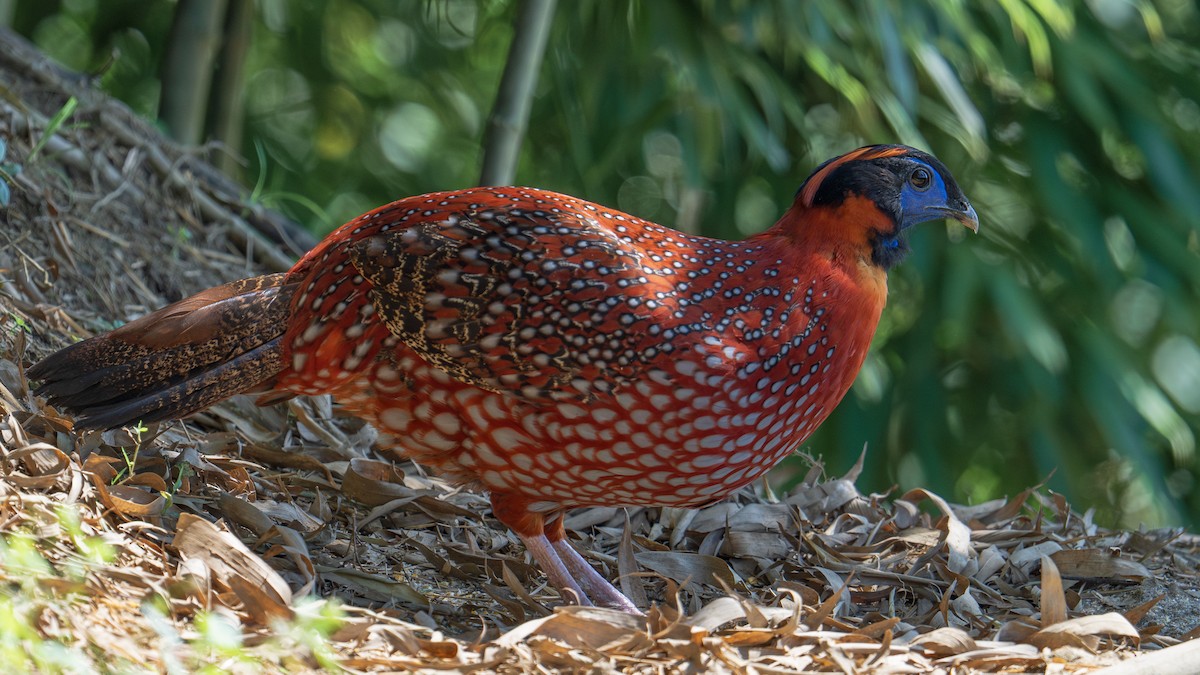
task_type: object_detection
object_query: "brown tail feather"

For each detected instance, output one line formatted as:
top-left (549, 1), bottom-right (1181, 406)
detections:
top-left (30, 273), bottom-right (297, 430)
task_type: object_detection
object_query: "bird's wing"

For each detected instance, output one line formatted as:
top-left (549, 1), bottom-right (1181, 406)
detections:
top-left (347, 205), bottom-right (702, 402)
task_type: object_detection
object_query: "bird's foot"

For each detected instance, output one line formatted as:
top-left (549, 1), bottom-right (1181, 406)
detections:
top-left (519, 533), bottom-right (643, 615)
top-left (552, 538), bottom-right (643, 615)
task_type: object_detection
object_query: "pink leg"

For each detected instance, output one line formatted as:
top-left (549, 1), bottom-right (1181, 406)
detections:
top-left (551, 539), bottom-right (643, 614)
top-left (518, 533), bottom-right (592, 606)
top-left (492, 493), bottom-right (640, 613)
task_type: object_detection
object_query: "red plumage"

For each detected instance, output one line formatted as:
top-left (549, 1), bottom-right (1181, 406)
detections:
top-left (30, 145), bottom-right (977, 612)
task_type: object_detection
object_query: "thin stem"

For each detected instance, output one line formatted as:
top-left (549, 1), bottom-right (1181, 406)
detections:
top-left (479, 0), bottom-right (557, 186)
top-left (209, 0), bottom-right (253, 178)
top-left (159, 0), bottom-right (227, 145)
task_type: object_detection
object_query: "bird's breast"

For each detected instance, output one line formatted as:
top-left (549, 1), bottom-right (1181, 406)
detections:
top-left (506, 274), bottom-right (879, 509)
top-left (276, 269), bottom-right (883, 511)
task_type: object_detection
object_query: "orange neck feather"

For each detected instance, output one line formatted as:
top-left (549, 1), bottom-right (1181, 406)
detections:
top-left (758, 194), bottom-right (894, 303)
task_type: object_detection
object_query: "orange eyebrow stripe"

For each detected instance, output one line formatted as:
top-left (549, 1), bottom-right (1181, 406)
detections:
top-left (800, 145), bottom-right (911, 208)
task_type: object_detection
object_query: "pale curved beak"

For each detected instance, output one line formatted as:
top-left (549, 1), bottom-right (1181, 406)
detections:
top-left (936, 203), bottom-right (979, 233)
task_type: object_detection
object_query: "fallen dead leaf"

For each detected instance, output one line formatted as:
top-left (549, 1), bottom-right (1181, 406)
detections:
top-left (171, 512), bottom-right (293, 610)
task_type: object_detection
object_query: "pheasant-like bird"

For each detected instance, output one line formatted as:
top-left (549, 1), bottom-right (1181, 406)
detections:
top-left (31, 145), bottom-right (976, 613)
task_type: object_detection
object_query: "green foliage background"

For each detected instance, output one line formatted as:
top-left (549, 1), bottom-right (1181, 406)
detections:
top-left (12, 0), bottom-right (1200, 527)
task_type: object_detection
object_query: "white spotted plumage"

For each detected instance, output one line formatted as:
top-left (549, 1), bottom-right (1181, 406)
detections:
top-left (274, 186), bottom-right (865, 508)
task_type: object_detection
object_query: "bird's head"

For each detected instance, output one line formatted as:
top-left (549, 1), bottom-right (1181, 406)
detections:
top-left (783, 145), bottom-right (978, 270)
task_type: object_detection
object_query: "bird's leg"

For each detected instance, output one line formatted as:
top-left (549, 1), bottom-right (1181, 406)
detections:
top-left (493, 493), bottom-right (642, 613)
top-left (491, 493), bottom-right (594, 607)
top-left (550, 539), bottom-right (643, 614)
top-left (516, 532), bottom-right (592, 607)
top-left (546, 516), bottom-right (643, 615)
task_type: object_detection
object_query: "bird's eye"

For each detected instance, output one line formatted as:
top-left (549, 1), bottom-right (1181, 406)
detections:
top-left (910, 167), bottom-right (932, 190)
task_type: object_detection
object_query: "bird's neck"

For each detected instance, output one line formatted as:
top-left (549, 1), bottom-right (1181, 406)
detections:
top-left (752, 196), bottom-right (892, 312)
top-left (714, 200), bottom-right (892, 426)
top-left (742, 230), bottom-right (889, 375)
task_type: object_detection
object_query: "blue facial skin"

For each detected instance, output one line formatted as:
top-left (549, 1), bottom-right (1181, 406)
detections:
top-left (898, 160), bottom-right (951, 231)
top-left (874, 159), bottom-right (978, 269)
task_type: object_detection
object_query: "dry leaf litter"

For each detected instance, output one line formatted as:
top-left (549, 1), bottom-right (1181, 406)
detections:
top-left (1, 27), bottom-right (1199, 674)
